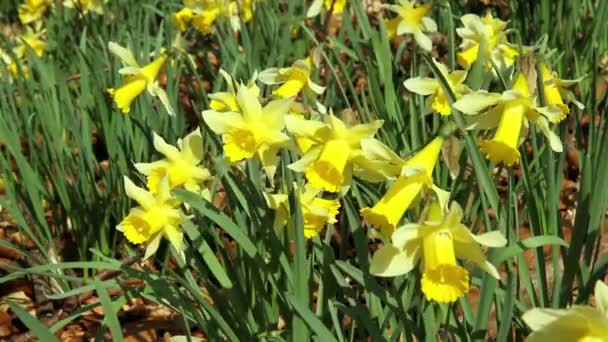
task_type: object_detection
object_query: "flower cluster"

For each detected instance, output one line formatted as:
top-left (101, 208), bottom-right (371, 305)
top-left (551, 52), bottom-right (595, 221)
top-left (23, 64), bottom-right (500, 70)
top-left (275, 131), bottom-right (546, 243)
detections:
top-left (76, 0), bottom-right (591, 334)
top-left (117, 128), bottom-right (211, 260)
top-left (172, 0), bottom-right (255, 35)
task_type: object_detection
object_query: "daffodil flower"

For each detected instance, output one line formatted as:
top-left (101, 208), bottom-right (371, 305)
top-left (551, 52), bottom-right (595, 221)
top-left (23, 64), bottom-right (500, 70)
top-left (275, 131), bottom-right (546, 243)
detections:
top-left (285, 113), bottom-right (383, 193)
top-left (265, 185), bottom-right (340, 238)
top-left (1, 49), bottom-right (27, 81)
top-left (523, 281), bottom-right (608, 341)
top-left (453, 72), bottom-right (563, 166)
top-left (539, 62), bottom-right (584, 122)
top-left (202, 84), bottom-right (293, 179)
top-left (15, 25), bottom-right (47, 58)
top-left (63, 0), bottom-right (106, 15)
top-left (18, 0), bottom-right (52, 25)
top-left (259, 57), bottom-right (325, 99)
top-left (117, 176), bottom-right (186, 260)
top-left (383, 0), bottom-right (437, 51)
top-left (404, 59), bottom-right (470, 116)
top-left (359, 136), bottom-right (448, 237)
top-left (107, 42), bottom-right (175, 115)
top-left (134, 128), bottom-right (211, 196)
top-left (456, 13), bottom-right (519, 70)
top-left (208, 69), bottom-right (260, 113)
top-left (306, 0), bottom-right (348, 17)
top-left (370, 200), bottom-right (506, 303)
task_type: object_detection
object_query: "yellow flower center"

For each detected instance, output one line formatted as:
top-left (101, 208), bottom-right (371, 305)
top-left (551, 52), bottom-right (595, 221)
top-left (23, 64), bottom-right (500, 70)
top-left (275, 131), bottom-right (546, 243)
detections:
top-left (224, 128), bottom-right (258, 162)
top-left (306, 139), bottom-right (350, 192)
top-left (479, 100), bottom-right (525, 166)
top-left (420, 230), bottom-right (470, 303)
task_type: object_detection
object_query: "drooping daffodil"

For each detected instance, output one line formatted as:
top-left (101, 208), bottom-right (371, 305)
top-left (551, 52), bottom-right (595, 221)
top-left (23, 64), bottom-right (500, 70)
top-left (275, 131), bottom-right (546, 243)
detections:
top-left (107, 42), bottom-right (175, 115)
top-left (117, 176), bottom-right (186, 260)
top-left (456, 12), bottom-right (520, 70)
top-left (539, 62), bottom-right (585, 122)
top-left (383, 0), bottom-right (437, 51)
top-left (523, 281), bottom-right (608, 341)
top-left (18, 0), bottom-right (52, 25)
top-left (134, 128), bottom-right (211, 196)
top-left (453, 72), bottom-right (563, 166)
top-left (370, 200), bottom-right (507, 303)
top-left (404, 59), bottom-right (470, 116)
top-left (259, 57), bottom-right (325, 99)
top-left (63, 0), bottom-right (106, 15)
top-left (307, 0), bottom-right (348, 17)
top-left (202, 84), bottom-right (293, 179)
top-left (285, 113), bottom-right (383, 193)
top-left (265, 185), bottom-right (340, 238)
top-left (359, 136), bottom-right (448, 237)
top-left (208, 69), bottom-right (260, 113)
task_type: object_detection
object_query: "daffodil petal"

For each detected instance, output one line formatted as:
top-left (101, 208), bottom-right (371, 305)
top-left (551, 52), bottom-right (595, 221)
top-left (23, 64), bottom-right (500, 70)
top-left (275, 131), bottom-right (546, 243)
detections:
top-left (453, 91), bottom-right (503, 114)
top-left (522, 308), bottom-right (568, 331)
top-left (263, 97), bottom-right (293, 131)
top-left (413, 30), bottom-right (432, 51)
top-left (153, 132), bottom-right (181, 160)
top-left (391, 223), bottom-right (423, 248)
top-left (403, 77), bottom-right (438, 96)
top-left (453, 240), bottom-right (501, 279)
top-left (108, 41), bottom-right (139, 67)
top-left (202, 110), bottom-right (245, 134)
top-left (472, 230), bottom-right (508, 247)
top-left (285, 114), bottom-right (330, 141)
top-left (143, 233), bottom-right (162, 260)
top-left (123, 176), bottom-right (155, 209)
top-left (369, 245), bottom-right (419, 277)
top-left (258, 68), bottom-right (280, 84)
top-left (595, 281), bottom-right (608, 317)
top-left (288, 146), bottom-right (322, 172)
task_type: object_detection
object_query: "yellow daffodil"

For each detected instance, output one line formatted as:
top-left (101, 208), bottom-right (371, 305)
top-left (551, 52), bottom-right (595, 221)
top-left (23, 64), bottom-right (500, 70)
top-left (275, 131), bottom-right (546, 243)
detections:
top-left (63, 0), bottom-right (106, 14)
top-left (456, 12), bottom-right (520, 70)
top-left (18, 0), bottom-right (52, 25)
top-left (208, 69), bottom-right (260, 112)
top-left (0, 50), bottom-right (26, 81)
top-left (15, 26), bottom-right (47, 58)
top-left (359, 136), bottom-right (448, 237)
top-left (539, 62), bottom-right (585, 122)
top-left (107, 42), bottom-right (174, 115)
top-left (404, 59), bottom-right (470, 115)
top-left (383, 0), bottom-right (437, 51)
top-left (259, 57), bottom-right (325, 99)
top-left (202, 84), bottom-right (293, 178)
top-left (117, 176), bottom-right (186, 260)
top-left (172, 0), bottom-right (254, 34)
top-left (265, 185), bottom-right (340, 238)
top-left (306, 0), bottom-right (348, 17)
top-left (454, 72), bottom-right (563, 165)
top-left (523, 281), bottom-right (608, 341)
top-left (285, 113), bottom-right (383, 193)
top-left (370, 200), bottom-right (506, 303)
top-left (134, 128), bottom-right (211, 196)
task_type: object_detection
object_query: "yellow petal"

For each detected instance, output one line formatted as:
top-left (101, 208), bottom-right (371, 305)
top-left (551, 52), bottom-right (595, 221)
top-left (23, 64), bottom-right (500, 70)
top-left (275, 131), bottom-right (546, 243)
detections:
top-left (369, 244), bottom-right (419, 277)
